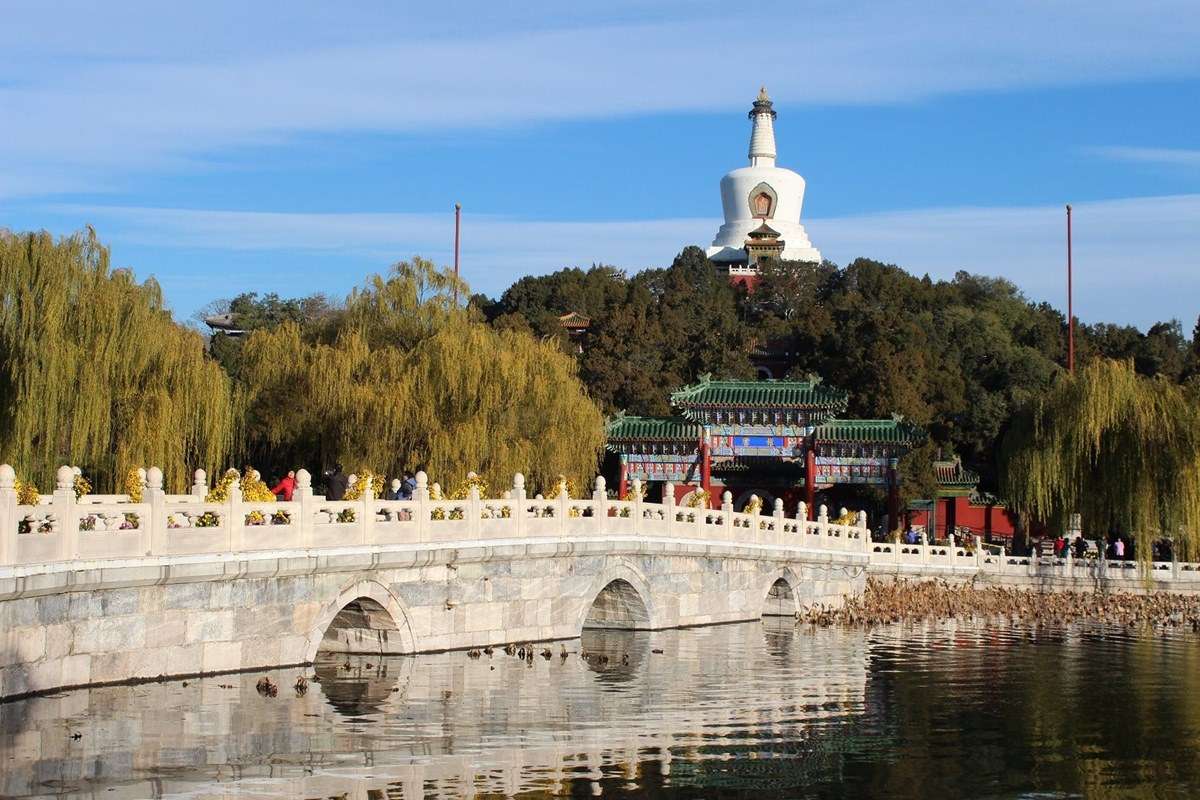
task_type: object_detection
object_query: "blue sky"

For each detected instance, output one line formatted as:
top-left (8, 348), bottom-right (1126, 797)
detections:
top-left (2, 1), bottom-right (1199, 328)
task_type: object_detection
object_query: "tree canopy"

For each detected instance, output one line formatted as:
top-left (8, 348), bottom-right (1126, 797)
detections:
top-left (237, 257), bottom-right (605, 493)
top-left (1000, 358), bottom-right (1200, 559)
top-left (0, 229), bottom-right (238, 490)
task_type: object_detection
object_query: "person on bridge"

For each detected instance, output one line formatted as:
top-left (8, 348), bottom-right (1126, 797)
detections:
top-left (384, 478), bottom-right (402, 500)
top-left (326, 464), bottom-right (349, 501)
top-left (270, 470), bottom-right (296, 501)
top-left (401, 471), bottom-right (416, 500)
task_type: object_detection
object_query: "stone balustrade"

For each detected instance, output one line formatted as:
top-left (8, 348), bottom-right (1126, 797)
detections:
top-left (0, 467), bottom-right (870, 568)
top-left (867, 534), bottom-right (1200, 588)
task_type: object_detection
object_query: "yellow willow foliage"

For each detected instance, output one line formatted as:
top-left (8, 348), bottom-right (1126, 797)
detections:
top-left (238, 259), bottom-right (604, 491)
top-left (0, 229), bottom-right (238, 491)
top-left (1000, 358), bottom-right (1200, 563)
top-left (242, 319), bottom-right (604, 492)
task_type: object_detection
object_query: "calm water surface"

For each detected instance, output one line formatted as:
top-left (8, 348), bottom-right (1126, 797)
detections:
top-left (3, 619), bottom-right (1200, 799)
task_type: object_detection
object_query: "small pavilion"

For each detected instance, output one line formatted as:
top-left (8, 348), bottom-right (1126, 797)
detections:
top-left (606, 376), bottom-right (923, 531)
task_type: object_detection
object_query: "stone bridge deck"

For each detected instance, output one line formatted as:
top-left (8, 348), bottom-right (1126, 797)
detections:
top-left (3, 466), bottom-right (1197, 701)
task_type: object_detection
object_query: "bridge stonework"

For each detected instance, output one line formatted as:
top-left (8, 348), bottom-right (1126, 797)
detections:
top-left (0, 539), bottom-right (864, 700)
top-left (6, 465), bottom-right (1198, 702)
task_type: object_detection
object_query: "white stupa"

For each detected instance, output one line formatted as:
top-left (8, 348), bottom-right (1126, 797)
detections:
top-left (706, 88), bottom-right (822, 268)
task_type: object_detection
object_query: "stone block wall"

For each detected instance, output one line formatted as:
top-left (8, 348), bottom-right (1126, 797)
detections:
top-left (0, 539), bottom-right (867, 700)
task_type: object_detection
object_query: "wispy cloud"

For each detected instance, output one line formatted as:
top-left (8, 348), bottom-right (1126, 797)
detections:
top-left (1088, 146), bottom-right (1200, 168)
top-left (4, 2), bottom-right (1200, 195)
top-left (46, 193), bottom-right (1200, 329)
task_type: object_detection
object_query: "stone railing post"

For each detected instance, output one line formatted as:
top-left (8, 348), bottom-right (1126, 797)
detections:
top-left (0, 465), bottom-right (16, 565)
top-left (557, 483), bottom-right (570, 527)
top-left (295, 469), bottom-right (314, 547)
top-left (361, 479), bottom-right (376, 545)
top-left (663, 482), bottom-right (676, 535)
top-left (593, 476), bottom-right (607, 531)
top-left (53, 466), bottom-right (78, 562)
top-left (722, 490), bottom-right (734, 540)
top-left (228, 476), bottom-right (243, 553)
top-left (415, 471), bottom-right (430, 540)
top-left (191, 469), bottom-right (207, 500)
top-left (858, 511), bottom-right (870, 552)
top-left (631, 478), bottom-right (644, 535)
top-left (467, 483), bottom-right (482, 539)
top-left (974, 534), bottom-right (983, 569)
top-left (948, 533), bottom-right (956, 564)
top-left (920, 529), bottom-right (930, 565)
top-left (817, 504), bottom-right (829, 546)
top-left (1064, 541), bottom-right (1073, 577)
top-left (998, 545), bottom-right (1006, 574)
top-left (773, 498), bottom-right (784, 535)
top-left (797, 502), bottom-right (807, 536)
top-left (145, 466), bottom-right (165, 556)
top-left (511, 473), bottom-right (526, 538)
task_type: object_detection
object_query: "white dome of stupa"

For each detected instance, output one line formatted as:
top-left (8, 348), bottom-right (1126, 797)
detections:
top-left (706, 88), bottom-right (822, 265)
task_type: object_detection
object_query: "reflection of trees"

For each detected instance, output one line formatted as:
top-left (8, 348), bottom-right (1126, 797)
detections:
top-left (854, 622), bottom-right (1200, 799)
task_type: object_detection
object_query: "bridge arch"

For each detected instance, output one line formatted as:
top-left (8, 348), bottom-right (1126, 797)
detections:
top-left (303, 579), bottom-right (416, 663)
top-left (578, 562), bottom-right (658, 632)
top-left (761, 567), bottom-right (801, 617)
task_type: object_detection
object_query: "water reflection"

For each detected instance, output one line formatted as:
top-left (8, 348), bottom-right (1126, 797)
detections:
top-left (3, 619), bottom-right (1200, 798)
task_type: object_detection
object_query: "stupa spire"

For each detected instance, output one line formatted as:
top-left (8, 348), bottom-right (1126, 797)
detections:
top-left (748, 86), bottom-right (777, 167)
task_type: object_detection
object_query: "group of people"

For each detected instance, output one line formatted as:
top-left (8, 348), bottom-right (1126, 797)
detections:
top-left (265, 465), bottom-right (418, 502)
top-left (1051, 534), bottom-right (1091, 560)
top-left (321, 464), bottom-right (418, 501)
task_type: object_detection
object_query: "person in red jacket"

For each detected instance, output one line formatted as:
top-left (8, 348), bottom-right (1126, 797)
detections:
top-left (271, 470), bottom-right (296, 501)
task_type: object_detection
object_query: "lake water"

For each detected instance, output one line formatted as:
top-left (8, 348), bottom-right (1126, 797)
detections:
top-left (3, 618), bottom-right (1200, 799)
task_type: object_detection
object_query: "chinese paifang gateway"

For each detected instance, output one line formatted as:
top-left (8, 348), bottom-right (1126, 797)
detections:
top-left (605, 376), bottom-right (923, 532)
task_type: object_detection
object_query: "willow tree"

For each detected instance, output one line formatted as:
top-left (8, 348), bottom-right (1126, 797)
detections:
top-left (1000, 358), bottom-right (1200, 561)
top-left (239, 258), bottom-right (604, 492)
top-left (0, 229), bottom-right (239, 491)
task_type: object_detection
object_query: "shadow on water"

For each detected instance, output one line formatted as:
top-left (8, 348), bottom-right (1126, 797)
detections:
top-left (5, 619), bottom-right (1200, 798)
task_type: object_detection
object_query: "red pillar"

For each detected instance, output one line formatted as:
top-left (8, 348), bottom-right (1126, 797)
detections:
top-left (887, 457), bottom-right (899, 535)
top-left (804, 445), bottom-right (816, 520)
top-left (700, 430), bottom-right (712, 502)
top-left (618, 456), bottom-right (628, 500)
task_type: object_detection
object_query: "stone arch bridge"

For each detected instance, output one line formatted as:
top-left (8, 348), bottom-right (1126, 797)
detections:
top-left (6, 465), bottom-right (1188, 700)
top-left (0, 467), bottom-right (869, 700)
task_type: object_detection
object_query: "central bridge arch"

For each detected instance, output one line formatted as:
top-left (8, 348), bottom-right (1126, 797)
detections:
top-left (578, 563), bottom-right (658, 632)
top-left (304, 579), bottom-right (416, 662)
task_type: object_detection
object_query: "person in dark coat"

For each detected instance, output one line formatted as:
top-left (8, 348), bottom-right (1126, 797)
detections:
top-left (326, 464), bottom-right (349, 501)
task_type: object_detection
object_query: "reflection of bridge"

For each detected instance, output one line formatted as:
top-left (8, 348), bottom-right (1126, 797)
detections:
top-left (0, 466), bottom-right (870, 700)
top-left (0, 622), bottom-right (870, 799)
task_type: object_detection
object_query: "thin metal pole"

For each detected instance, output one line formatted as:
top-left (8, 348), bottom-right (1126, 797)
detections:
top-left (1066, 204), bottom-right (1074, 373)
top-left (453, 203), bottom-right (462, 306)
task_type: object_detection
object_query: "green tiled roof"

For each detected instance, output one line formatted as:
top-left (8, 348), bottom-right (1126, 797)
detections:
top-left (813, 419), bottom-right (924, 445)
top-left (935, 460), bottom-right (979, 488)
top-left (670, 377), bottom-right (848, 410)
top-left (605, 415), bottom-right (701, 442)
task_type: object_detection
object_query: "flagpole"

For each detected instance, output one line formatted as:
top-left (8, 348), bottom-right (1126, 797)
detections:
top-left (453, 202), bottom-right (462, 306)
top-left (1066, 204), bottom-right (1074, 374)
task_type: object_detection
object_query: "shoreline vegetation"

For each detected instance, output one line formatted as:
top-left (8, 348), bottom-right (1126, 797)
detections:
top-left (802, 578), bottom-right (1200, 631)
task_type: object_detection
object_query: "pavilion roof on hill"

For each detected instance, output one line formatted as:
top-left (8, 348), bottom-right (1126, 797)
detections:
top-left (813, 418), bottom-right (925, 446)
top-left (670, 376), bottom-right (848, 417)
top-left (933, 458), bottom-right (980, 496)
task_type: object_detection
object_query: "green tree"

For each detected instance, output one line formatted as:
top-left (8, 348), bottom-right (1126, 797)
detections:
top-left (238, 258), bottom-right (605, 492)
top-left (0, 229), bottom-right (238, 490)
top-left (1000, 358), bottom-right (1200, 561)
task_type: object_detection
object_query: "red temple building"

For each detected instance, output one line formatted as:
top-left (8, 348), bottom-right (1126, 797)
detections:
top-left (906, 459), bottom-right (1021, 543)
top-left (605, 376), bottom-right (923, 532)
